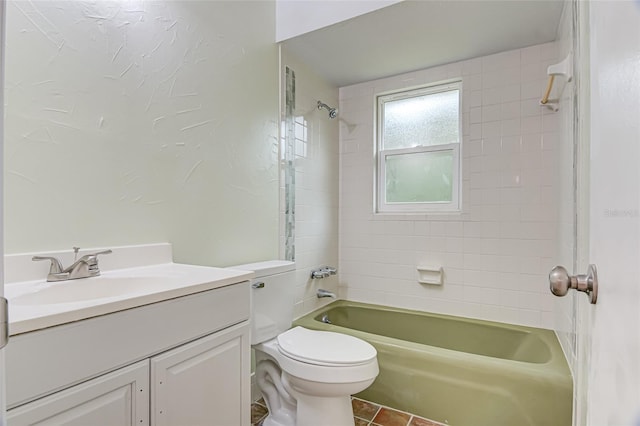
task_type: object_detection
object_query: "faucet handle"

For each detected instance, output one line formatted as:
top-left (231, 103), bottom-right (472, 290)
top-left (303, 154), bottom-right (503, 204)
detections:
top-left (310, 266), bottom-right (338, 279)
top-left (80, 249), bottom-right (113, 263)
top-left (323, 266), bottom-right (337, 275)
top-left (73, 249), bottom-right (112, 278)
top-left (32, 256), bottom-right (64, 274)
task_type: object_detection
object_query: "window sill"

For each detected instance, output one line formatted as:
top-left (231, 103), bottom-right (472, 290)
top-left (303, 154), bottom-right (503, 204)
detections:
top-left (372, 210), bottom-right (463, 221)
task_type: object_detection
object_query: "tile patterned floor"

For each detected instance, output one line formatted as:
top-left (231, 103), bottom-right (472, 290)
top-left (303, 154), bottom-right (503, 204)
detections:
top-left (251, 396), bottom-right (446, 426)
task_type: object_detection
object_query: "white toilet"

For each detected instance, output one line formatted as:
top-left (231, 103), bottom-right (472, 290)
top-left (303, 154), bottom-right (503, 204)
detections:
top-left (233, 261), bottom-right (379, 426)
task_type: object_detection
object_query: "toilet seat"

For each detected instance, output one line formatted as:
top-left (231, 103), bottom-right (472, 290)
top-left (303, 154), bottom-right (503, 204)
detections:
top-left (254, 329), bottom-right (379, 385)
top-left (277, 327), bottom-right (377, 367)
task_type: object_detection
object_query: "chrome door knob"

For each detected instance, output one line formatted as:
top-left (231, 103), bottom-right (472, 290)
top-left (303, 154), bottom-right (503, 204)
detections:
top-left (549, 266), bottom-right (572, 296)
top-left (549, 264), bottom-right (598, 304)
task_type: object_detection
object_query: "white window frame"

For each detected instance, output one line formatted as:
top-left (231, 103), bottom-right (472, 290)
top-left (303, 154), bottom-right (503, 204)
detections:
top-left (376, 80), bottom-right (462, 213)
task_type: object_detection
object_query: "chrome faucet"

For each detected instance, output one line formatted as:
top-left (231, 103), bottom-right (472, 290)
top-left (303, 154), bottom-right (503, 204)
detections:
top-left (33, 248), bottom-right (112, 282)
top-left (316, 289), bottom-right (337, 299)
top-left (311, 269), bottom-right (328, 279)
top-left (310, 266), bottom-right (337, 279)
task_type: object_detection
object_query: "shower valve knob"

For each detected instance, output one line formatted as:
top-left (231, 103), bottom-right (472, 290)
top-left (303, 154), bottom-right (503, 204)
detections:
top-left (549, 264), bottom-right (598, 304)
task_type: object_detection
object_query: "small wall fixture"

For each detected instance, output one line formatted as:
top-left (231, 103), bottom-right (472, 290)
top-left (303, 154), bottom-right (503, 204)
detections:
top-left (417, 266), bottom-right (444, 285)
top-left (317, 101), bottom-right (338, 119)
top-left (540, 53), bottom-right (573, 112)
top-left (310, 266), bottom-right (337, 279)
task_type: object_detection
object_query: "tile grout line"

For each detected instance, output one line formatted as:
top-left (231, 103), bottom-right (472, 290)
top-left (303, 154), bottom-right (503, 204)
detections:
top-left (371, 403), bottom-right (382, 425)
top-left (354, 415), bottom-right (373, 425)
top-left (352, 395), bottom-right (381, 425)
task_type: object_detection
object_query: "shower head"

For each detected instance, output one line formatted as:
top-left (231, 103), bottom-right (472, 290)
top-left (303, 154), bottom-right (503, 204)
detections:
top-left (317, 101), bottom-right (338, 119)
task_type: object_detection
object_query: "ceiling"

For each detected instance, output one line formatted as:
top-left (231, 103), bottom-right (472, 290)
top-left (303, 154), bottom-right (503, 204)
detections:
top-left (282, 0), bottom-right (566, 87)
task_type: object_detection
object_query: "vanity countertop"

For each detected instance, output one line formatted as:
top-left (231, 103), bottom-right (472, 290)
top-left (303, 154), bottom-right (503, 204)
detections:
top-left (4, 244), bottom-right (253, 335)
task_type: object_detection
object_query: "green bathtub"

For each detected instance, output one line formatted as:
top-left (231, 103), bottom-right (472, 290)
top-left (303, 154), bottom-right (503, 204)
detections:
top-left (293, 300), bottom-right (572, 426)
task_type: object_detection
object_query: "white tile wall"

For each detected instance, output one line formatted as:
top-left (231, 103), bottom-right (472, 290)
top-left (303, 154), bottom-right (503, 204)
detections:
top-left (338, 42), bottom-right (563, 328)
top-left (280, 48), bottom-right (340, 319)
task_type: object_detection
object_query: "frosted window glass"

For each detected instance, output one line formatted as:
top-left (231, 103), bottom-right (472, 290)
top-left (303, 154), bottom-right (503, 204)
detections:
top-left (383, 90), bottom-right (459, 150)
top-left (385, 150), bottom-right (453, 203)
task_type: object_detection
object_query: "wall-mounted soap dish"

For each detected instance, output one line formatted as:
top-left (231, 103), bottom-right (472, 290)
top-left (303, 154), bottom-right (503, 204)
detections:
top-left (417, 266), bottom-right (444, 285)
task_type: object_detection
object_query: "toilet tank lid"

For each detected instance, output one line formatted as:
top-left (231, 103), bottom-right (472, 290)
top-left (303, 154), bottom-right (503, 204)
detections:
top-left (229, 260), bottom-right (295, 278)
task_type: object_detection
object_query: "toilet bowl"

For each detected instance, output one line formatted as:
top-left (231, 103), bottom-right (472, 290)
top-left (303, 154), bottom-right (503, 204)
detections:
top-left (230, 261), bottom-right (379, 426)
top-left (255, 327), bottom-right (378, 426)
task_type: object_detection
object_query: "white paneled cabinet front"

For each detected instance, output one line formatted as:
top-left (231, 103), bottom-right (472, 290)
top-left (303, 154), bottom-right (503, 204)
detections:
top-left (7, 360), bottom-right (149, 426)
top-left (6, 282), bottom-right (251, 426)
top-left (151, 323), bottom-right (250, 426)
top-left (8, 323), bottom-right (249, 426)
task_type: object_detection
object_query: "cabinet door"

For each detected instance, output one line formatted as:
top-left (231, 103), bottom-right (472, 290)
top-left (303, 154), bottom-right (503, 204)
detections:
top-left (151, 322), bottom-right (250, 426)
top-left (7, 360), bottom-right (149, 426)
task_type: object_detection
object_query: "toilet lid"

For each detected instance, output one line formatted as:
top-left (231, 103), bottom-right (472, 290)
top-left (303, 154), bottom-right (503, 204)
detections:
top-left (277, 327), bottom-right (377, 366)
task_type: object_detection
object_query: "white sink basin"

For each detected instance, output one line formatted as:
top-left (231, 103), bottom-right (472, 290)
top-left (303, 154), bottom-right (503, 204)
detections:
top-left (11, 276), bottom-right (165, 305)
top-left (5, 263), bottom-right (253, 335)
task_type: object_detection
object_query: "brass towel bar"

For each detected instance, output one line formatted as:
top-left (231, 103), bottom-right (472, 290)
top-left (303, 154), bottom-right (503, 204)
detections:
top-left (540, 53), bottom-right (572, 111)
top-left (540, 75), bottom-right (556, 105)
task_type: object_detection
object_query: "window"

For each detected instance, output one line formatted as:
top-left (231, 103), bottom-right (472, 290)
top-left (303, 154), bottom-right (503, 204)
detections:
top-left (376, 81), bottom-right (461, 213)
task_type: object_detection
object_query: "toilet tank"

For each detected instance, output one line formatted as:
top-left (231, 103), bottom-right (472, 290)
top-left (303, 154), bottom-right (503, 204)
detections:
top-left (230, 260), bottom-right (296, 345)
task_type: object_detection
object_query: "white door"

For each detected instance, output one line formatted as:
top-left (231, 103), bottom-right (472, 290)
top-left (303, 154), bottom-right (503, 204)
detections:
top-left (574, 1), bottom-right (640, 425)
top-left (0, 0), bottom-right (7, 425)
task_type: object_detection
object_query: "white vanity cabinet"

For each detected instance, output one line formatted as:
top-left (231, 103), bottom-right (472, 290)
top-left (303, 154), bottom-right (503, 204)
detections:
top-left (6, 281), bottom-right (251, 426)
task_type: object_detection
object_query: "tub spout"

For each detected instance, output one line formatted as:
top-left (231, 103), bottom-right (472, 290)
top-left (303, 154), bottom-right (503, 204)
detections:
top-left (317, 289), bottom-right (337, 299)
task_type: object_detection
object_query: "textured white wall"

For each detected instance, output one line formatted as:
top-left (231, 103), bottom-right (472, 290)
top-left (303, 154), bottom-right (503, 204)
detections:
top-left (339, 43), bottom-right (561, 328)
top-left (5, 1), bottom-right (280, 266)
top-left (280, 48), bottom-right (340, 318)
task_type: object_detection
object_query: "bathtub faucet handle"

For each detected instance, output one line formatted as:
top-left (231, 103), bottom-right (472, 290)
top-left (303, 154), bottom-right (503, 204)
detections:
top-left (323, 266), bottom-right (337, 275)
top-left (311, 268), bottom-right (327, 279)
top-left (311, 266), bottom-right (337, 279)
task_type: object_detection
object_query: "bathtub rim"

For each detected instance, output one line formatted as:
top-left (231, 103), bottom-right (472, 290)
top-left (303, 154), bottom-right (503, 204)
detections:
top-left (293, 299), bottom-right (571, 377)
